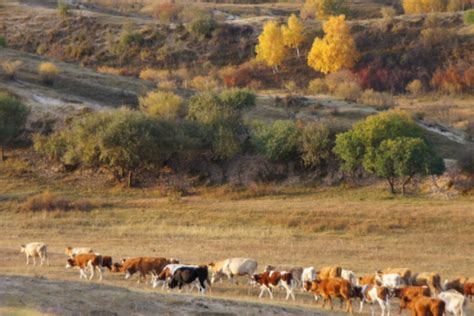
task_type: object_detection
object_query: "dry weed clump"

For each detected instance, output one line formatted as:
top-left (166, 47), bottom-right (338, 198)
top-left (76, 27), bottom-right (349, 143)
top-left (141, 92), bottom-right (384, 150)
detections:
top-left (358, 89), bottom-right (395, 109)
top-left (0, 159), bottom-right (30, 177)
top-left (38, 62), bottom-right (60, 85)
top-left (1, 60), bottom-right (22, 80)
top-left (97, 66), bottom-right (128, 76)
top-left (20, 191), bottom-right (93, 212)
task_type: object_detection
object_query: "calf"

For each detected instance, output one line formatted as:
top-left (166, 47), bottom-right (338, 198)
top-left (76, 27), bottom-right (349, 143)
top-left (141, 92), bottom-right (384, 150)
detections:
top-left (395, 286), bottom-right (431, 313)
top-left (464, 282), bottom-right (474, 301)
top-left (65, 247), bottom-right (93, 258)
top-left (400, 295), bottom-right (445, 316)
top-left (358, 285), bottom-right (390, 316)
top-left (66, 253), bottom-right (103, 280)
top-left (439, 290), bottom-right (467, 316)
top-left (304, 278), bottom-right (353, 313)
top-left (20, 242), bottom-right (49, 266)
top-left (265, 265), bottom-right (302, 288)
top-left (252, 271), bottom-right (295, 300)
top-left (168, 266), bottom-right (209, 294)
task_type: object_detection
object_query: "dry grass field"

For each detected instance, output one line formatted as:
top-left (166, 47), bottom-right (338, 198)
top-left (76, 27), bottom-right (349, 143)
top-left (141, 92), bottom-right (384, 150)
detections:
top-left (0, 170), bottom-right (473, 314)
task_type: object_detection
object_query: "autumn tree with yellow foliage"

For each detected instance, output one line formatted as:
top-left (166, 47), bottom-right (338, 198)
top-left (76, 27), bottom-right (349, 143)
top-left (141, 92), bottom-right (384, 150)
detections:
top-left (256, 20), bottom-right (287, 73)
top-left (281, 14), bottom-right (305, 57)
top-left (307, 15), bottom-right (359, 74)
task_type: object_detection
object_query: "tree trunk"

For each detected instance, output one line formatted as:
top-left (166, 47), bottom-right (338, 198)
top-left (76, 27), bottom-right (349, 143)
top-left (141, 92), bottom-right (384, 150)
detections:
top-left (127, 170), bottom-right (134, 187)
top-left (402, 174), bottom-right (414, 196)
top-left (296, 47), bottom-right (300, 58)
top-left (387, 177), bottom-right (396, 194)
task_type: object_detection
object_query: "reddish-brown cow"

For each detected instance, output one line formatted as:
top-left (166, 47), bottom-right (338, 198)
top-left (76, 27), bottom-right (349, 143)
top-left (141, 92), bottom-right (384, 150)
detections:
top-left (304, 278), bottom-right (353, 314)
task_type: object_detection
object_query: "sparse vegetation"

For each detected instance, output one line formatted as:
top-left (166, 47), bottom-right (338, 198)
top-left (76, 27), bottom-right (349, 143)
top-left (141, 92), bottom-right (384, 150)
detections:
top-left (187, 14), bottom-right (217, 39)
top-left (464, 9), bottom-right (474, 25)
top-left (0, 35), bottom-right (6, 48)
top-left (1, 60), bottom-right (22, 80)
top-left (20, 191), bottom-right (92, 212)
top-left (139, 91), bottom-right (184, 120)
top-left (38, 62), bottom-right (60, 85)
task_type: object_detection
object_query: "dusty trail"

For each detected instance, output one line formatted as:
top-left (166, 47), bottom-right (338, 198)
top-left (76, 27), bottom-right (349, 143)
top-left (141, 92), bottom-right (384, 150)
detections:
top-left (0, 275), bottom-right (331, 315)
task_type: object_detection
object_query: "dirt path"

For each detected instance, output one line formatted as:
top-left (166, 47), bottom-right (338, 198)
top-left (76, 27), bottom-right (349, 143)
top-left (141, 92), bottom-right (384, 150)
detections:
top-left (0, 275), bottom-right (330, 315)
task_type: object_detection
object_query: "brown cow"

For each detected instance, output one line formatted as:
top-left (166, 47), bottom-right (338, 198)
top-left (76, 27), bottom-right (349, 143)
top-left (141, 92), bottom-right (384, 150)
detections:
top-left (304, 278), bottom-right (353, 314)
top-left (252, 271), bottom-right (295, 300)
top-left (317, 266), bottom-right (342, 280)
top-left (101, 256), bottom-right (113, 271)
top-left (400, 295), bottom-right (445, 316)
top-left (383, 268), bottom-right (412, 285)
top-left (464, 282), bottom-right (474, 301)
top-left (395, 286), bottom-right (431, 313)
top-left (66, 253), bottom-right (103, 280)
top-left (358, 274), bottom-right (376, 286)
top-left (113, 257), bottom-right (179, 284)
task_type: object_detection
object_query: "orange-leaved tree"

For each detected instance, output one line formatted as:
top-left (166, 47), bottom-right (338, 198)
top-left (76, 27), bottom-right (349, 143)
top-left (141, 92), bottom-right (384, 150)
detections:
top-left (255, 20), bottom-right (287, 73)
top-left (307, 15), bottom-right (358, 74)
top-left (281, 14), bottom-right (305, 57)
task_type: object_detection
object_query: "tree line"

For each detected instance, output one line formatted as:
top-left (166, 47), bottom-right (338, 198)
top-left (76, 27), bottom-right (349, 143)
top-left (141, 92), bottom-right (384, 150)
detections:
top-left (0, 91), bottom-right (445, 194)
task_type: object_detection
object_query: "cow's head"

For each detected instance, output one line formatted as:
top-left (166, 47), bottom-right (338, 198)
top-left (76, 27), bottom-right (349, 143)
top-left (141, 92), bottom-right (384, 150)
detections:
top-left (169, 258), bottom-right (179, 264)
top-left (20, 245), bottom-right (26, 253)
top-left (399, 295), bottom-right (412, 310)
top-left (65, 258), bottom-right (75, 269)
top-left (168, 276), bottom-right (178, 289)
top-left (303, 281), bottom-right (313, 292)
top-left (111, 262), bottom-right (123, 273)
top-left (251, 273), bottom-right (261, 286)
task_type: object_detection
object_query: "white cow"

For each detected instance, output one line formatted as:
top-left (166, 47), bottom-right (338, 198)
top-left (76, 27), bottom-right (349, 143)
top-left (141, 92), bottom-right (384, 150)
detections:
top-left (208, 258), bottom-right (257, 284)
top-left (20, 242), bottom-right (49, 266)
top-left (359, 285), bottom-right (391, 316)
top-left (375, 273), bottom-right (401, 289)
top-left (301, 267), bottom-right (317, 285)
top-left (439, 290), bottom-right (467, 316)
top-left (342, 269), bottom-right (358, 285)
top-left (65, 246), bottom-right (93, 257)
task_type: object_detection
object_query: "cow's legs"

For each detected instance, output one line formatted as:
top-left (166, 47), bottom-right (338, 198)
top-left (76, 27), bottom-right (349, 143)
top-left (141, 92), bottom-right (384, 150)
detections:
top-left (25, 254), bottom-right (29, 265)
top-left (385, 299), bottom-right (390, 316)
top-left (359, 300), bottom-right (365, 313)
top-left (267, 287), bottom-right (273, 299)
top-left (79, 268), bottom-right (87, 279)
top-left (258, 286), bottom-right (265, 298)
top-left (32, 256), bottom-right (36, 266)
top-left (97, 266), bottom-right (103, 281)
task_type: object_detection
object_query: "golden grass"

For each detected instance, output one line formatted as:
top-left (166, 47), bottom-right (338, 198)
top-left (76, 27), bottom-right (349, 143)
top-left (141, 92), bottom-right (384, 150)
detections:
top-left (37, 62), bottom-right (59, 85)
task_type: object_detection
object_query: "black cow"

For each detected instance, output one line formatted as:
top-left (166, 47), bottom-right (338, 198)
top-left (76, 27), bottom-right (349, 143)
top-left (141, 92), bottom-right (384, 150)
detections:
top-left (168, 266), bottom-right (209, 293)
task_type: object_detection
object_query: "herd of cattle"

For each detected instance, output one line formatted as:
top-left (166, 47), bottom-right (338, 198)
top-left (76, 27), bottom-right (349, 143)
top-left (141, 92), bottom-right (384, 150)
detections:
top-left (20, 242), bottom-right (473, 316)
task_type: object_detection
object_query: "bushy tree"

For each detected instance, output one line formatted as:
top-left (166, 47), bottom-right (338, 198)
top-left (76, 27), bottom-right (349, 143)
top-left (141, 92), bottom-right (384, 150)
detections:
top-left (281, 14), bottom-right (305, 57)
top-left (256, 20), bottom-right (287, 73)
top-left (139, 91), bottom-right (184, 120)
top-left (333, 111), bottom-right (445, 194)
top-left (0, 93), bottom-right (29, 161)
top-left (300, 123), bottom-right (332, 168)
top-left (374, 137), bottom-right (445, 194)
top-left (187, 89), bottom-right (256, 159)
top-left (307, 15), bottom-right (358, 74)
top-left (251, 120), bottom-right (300, 162)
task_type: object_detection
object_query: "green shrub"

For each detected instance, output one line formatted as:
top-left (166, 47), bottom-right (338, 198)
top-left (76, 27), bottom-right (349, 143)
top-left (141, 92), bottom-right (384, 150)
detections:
top-left (464, 9), bottom-right (474, 25)
top-left (0, 93), bottom-right (29, 161)
top-left (188, 15), bottom-right (217, 38)
top-left (252, 120), bottom-right (300, 162)
top-left (0, 35), bottom-right (6, 48)
top-left (139, 91), bottom-right (184, 120)
top-left (307, 78), bottom-right (329, 94)
top-left (300, 123), bottom-right (332, 168)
